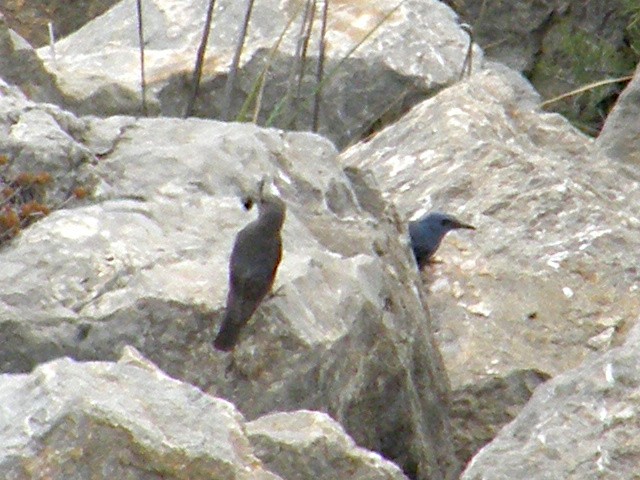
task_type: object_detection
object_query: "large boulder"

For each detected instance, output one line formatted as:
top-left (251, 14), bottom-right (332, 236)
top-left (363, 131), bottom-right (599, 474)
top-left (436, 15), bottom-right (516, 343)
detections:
top-left (341, 63), bottom-right (640, 463)
top-left (0, 347), bottom-right (414, 480)
top-left (0, 347), bottom-right (280, 479)
top-left (342, 62), bottom-right (640, 385)
top-left (247, 410), bottom-right (410, 480)
top-left (462, 321), bottom-right (640, 479)
top-left (0, 14), bottom-right (64, 104)
top-left (0, 80), bottom-right (458, 480)
top-left (34, 0), bottom-right (481, 149)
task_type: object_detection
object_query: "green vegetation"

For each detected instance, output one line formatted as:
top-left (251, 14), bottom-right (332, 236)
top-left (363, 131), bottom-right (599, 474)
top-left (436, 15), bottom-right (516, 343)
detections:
top-left (531, 5), bottom-right (640, 136)
top-left (623, 0), bottom-right (640, 55)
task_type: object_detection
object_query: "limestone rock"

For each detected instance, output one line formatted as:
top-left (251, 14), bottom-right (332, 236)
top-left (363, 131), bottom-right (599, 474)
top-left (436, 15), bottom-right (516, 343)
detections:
top-left (342, 62), bottom-right (640, 385)
top-left (0, 80), bottom-right (95, 207)
top-left (462, 322), bottom-right (640, 479)
top-left (35, 0), bottom-right (482, 149)
top-left (0, 14), bottom-right (64, 105)
top-left (0, 347), bottom-right (280, 479)
top-left (2, 0), bottom-right (119, 47)
top-left (342, 63), bottom-right (640, 462)
top-left (247, 410), bottom-right (410, 480)
top-left (0, 82), bottom-right (457, 480)
top-left (597, 61), bottom-right (640, 164)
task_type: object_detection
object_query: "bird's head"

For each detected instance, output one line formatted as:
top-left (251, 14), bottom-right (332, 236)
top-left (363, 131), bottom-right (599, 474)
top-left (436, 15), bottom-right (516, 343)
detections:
top-left (426, 212), bottom-right (475, 234)
top-left (257, 178), bottom-right (286, 231)
top-left (410, 211), bottom-right (475, 248)
top-left (408, 211), bottom-right (475, 267)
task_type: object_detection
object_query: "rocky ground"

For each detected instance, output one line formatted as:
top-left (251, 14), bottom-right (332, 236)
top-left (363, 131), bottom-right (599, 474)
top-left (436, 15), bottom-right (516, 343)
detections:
top-left (0, 1), bottom-right (639, 479)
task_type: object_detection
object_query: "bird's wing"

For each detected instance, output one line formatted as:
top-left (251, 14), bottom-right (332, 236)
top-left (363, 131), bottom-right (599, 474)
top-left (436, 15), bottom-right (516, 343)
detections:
top-left (229, 227), bottom-right (282, 302)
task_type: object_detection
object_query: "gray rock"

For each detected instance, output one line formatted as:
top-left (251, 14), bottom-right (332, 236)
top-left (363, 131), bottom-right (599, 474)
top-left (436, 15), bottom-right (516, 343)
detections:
top-left (2, 0), bottom-right (120, 47)
top-left (443, 0), bottom-right (635, 135)
top-left (597, 61), bottom-right (640, 164)
top-left (444, 0), bottom-right (563, 72)
top-left (0, 81), bottom-right (96, 205)
top-left (35, 0), bottom-right (482, 149)
top-left (343, 62), bottom-right (640, 382)
top-left (247, 410), bottom-right (410, 480)
top-left (0, 14), bottom-right (64, 105)
top-left (462, 322), bottom-right (640, 479)
top-left (0, 83), bottom-right (458, 480)
top-left (450, 369), bottom-right (550, 465)
top-left (341, 63), bottom-right (640, 460)
top-left (0, 347), bottom-right (281, 479)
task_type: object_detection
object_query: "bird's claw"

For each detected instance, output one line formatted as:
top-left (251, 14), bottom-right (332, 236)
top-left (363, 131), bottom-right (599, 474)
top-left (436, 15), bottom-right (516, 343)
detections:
top-left (266, 285), bottom-right (285, 301)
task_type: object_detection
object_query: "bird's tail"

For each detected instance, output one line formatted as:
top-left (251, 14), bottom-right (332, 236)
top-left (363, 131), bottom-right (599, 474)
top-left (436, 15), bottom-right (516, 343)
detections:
top-left (213, 310), bottom-right (244, 351)
top-left (214, 293), bottom-right (259, 352)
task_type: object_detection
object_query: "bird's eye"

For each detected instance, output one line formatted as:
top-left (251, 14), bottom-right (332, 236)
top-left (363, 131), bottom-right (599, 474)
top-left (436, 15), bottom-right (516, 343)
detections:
top-left (441, 219), bottom-right (450, 226)
top-left (242, 196), bottom-right (254, 210)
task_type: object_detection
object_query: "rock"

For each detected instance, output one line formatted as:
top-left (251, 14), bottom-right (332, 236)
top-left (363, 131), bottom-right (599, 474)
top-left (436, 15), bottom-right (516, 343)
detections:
top-left (341, 63), bottom-right (640, 461)
top-left (0, 348), bottom-right (419, 479)
top-left (0, 81), bottom-right (95, 205)
top-left (450, 369), bottom-right (550, 466)
top-left (597, 61), bottom-right (640, 164)
top-left (461, 321), bottom-right (640, 479)
top-left (443, 0), bottom-right (563, 72)
top-left (34, 0), bottom-right (482, 149)
top-left (443, 0), bottom-right (636, 135)
top-left (527, 1), bottom-right (635, 135)
top-left (2, 0), bottom-right (119, 47)
top-left (247, 410), bottom-right (410, 480)
top-left (2, 2), bottom-right (637, 477)
top-left (0, 347), bottom-right (281, 479)
top-left (0, 82), bottom-right (458, 480)
top-left (342, 62), bottom-right (640, 384)
top-left (0, 14), bottom-right (64, 105)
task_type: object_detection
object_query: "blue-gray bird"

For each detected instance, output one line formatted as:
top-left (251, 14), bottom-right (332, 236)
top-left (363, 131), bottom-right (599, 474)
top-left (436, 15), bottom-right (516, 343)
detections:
top-left (214, 189), bottom-right (286, 351)
top-left (409, 212), bottom-right (475, 269)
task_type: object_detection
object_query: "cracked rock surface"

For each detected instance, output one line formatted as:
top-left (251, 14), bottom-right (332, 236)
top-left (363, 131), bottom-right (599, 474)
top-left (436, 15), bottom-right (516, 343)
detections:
top-left (0, 78), bottom-right (458, 480)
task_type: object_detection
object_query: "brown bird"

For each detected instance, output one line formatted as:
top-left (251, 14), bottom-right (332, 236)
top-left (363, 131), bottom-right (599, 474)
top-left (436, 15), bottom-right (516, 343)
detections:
top-left (213, 187), bottom-right (286, 351)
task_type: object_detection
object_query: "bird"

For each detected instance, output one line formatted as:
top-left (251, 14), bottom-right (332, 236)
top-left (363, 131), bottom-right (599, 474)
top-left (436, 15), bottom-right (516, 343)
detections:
top-left (213, 186), bottom-right (286, 351)
top-left (409, 211), bottom-right (475, 269)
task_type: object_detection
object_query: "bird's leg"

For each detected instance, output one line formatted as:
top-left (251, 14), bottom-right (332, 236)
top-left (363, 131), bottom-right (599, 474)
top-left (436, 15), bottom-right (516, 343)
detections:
top-left (265, 285), bottom-right (286, 301)
top-left (225, 356), bottom-right (237, 374)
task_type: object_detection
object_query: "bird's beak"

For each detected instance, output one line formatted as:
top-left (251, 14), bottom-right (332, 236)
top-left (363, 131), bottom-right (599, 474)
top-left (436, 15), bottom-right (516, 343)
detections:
top-left (452, 219), bottom-right (475, 230)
